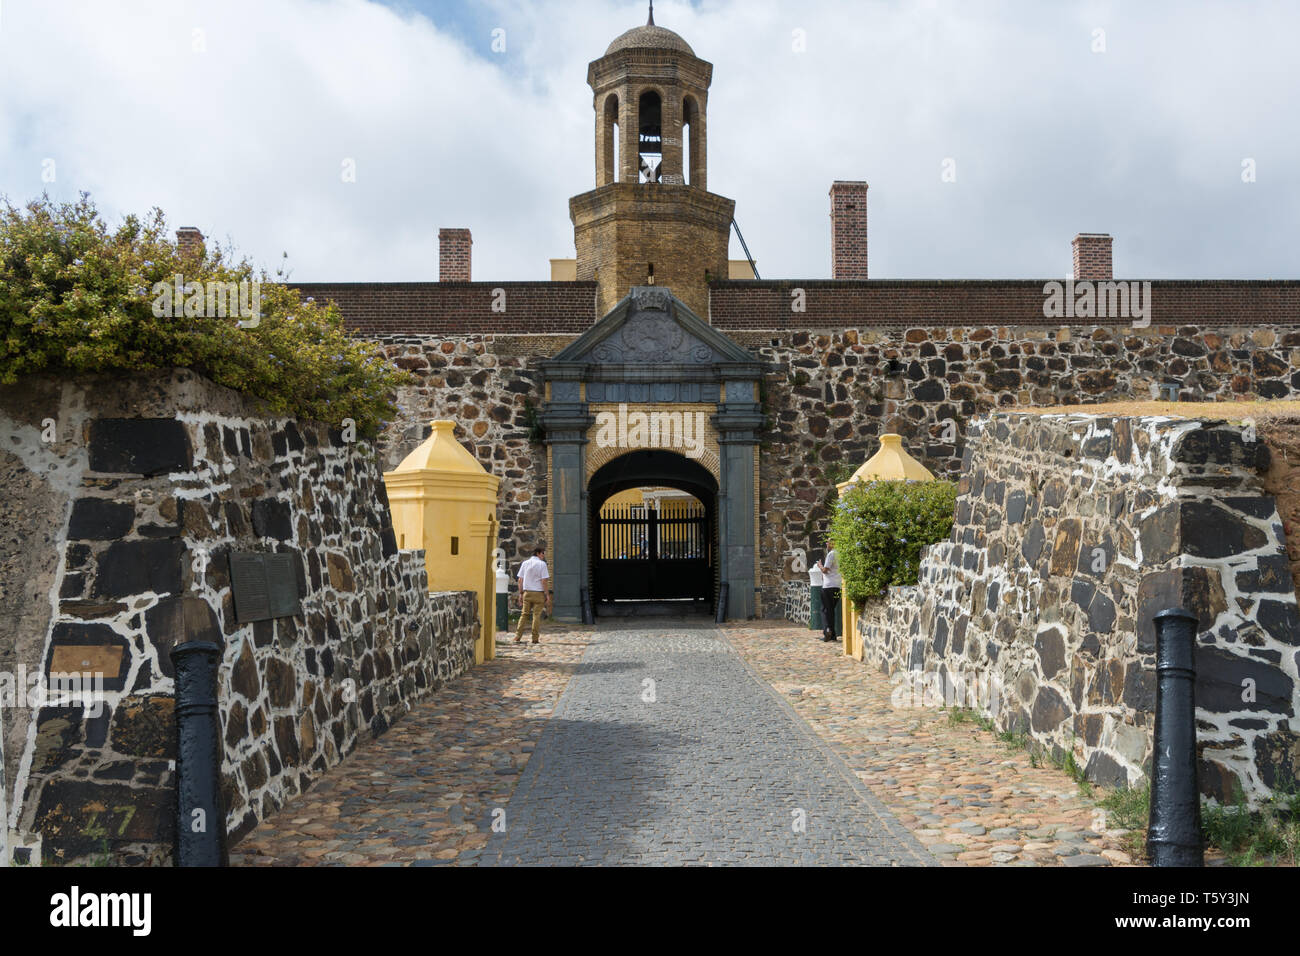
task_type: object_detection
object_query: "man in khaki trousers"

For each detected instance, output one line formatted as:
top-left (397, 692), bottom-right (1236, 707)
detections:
top-left (514, 547), bottom-right (552, 643)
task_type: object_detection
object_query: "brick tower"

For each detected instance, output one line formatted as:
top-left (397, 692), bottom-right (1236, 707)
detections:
top-left (570, 5), bottom-right (735, 318)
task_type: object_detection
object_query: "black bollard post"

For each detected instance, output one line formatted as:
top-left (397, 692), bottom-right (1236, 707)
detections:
top-left (715, 582), bottom-right (729, 624)
top-left (809, 572), bottom-right (823, 633)
top-left (1147, 607), bottom-right (1203, 867)
top-left (171, 640), bottom-right (229, 867)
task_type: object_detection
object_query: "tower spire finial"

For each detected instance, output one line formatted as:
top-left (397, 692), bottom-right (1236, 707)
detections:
top-left (648, 1), bottom-right (654, 26)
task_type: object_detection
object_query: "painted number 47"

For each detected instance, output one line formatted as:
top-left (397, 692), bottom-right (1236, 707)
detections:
top-left (85, 806), bottom-right (137, 838)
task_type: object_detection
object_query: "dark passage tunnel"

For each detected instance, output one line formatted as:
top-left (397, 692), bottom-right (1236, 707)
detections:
top-left (588, 450), bottom-right (717, 612)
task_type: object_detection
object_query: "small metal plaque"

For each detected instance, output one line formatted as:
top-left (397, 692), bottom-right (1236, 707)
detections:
top-left (231, 553), bottom-right (270, 622)
top-left (230, 552), bottom-right (300, 624)
top-left (265, 554), bottom-right (299, 618)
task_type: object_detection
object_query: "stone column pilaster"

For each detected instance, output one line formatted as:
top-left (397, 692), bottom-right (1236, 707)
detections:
top-left (540, 378), bottom-right (592, 622)
top-left (712, 373), bottom-right (764, 619)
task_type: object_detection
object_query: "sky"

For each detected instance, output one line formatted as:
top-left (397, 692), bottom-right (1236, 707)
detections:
top-left (0, 0), bottom-right (1296, 282)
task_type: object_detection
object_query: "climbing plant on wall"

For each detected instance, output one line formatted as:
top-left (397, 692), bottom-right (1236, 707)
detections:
top-left (522, 398), bottom-right (545, 443)
top-left (828, 478), bottom-right (958, 605)
top-left (0, 193), bottom-right (407, 437)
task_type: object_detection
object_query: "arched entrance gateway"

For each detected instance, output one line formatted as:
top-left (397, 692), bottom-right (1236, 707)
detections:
top-left (539, 286), bottom-right (766, 622)
top-left (589, 450), bottom-right (717, 612)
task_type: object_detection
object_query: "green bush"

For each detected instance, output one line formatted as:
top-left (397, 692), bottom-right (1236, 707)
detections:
top-left (828, 478), bottom-right (958, 604)
top-left (0, 193), bottom-right (407, 437)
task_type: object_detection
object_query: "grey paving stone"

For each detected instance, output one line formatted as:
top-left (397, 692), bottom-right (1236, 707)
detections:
top-left (928, 843), bottom-right (964, 854)
top-left (481, 622), bottom-right (935, 867)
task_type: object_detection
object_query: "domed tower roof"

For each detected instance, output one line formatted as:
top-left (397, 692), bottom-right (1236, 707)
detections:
top-left (605, 24), bottom-right (694, 56)
top-left (605, 3), bottom-right (694, 56)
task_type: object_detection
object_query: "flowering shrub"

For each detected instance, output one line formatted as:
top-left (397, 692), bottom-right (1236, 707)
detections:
top-left (0, 194), bottom-right (407, 437)
top-left (828, 478), bottom-right (958, 604)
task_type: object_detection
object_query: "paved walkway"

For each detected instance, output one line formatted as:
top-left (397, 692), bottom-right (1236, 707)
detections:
top-left (481, 621), bottom-right (930, 865)
top-left (233, 618), bottom-right (1149, 866)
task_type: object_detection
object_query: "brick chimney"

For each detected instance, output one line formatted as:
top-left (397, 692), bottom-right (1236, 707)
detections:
top-left (829, 181), bottom-right (868, 279)
top-left (439, 228), bottom-right (472, 281)
top-left (176, 226), bottom-right (204, 259)
top-left (1072, 233), bottom-right (1112, 280)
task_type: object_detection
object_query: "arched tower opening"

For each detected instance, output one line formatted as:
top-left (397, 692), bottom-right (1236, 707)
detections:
top-left (638, 90), bottom-right (662, 183)
top-left (599, 93), bottom-right (620, 185)
top-left (683, 94), bottom-right (704, 189)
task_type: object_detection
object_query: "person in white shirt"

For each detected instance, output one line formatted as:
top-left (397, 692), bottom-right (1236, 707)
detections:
top-left (816, 541), bottom-right (842, 643)
top-left (514, 547), bottom-right (552, 644)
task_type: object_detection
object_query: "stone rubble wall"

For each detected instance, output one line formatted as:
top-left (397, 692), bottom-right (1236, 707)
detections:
top-left (737, 324), bottom-right (1300, 613)
top-left (0, 370), bottom-right (479, 865)
top-left (1258, 418), bottom-right (1300, 598)
top-left (856, 411), bottom-right (1300, 806)
top-left (363, 323), bottom-right (1300, 619)
top-left (783, 580), bottom-right (811, 628)
top-left (372, 334), bottom-right (563, 580)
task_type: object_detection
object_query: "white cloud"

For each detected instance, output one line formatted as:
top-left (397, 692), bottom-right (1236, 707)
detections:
top-left (1, 0), bottom-right (1295, 282)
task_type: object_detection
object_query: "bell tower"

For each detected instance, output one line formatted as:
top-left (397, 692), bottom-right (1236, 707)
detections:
top-left (571, 4), bottom-right (735, 318)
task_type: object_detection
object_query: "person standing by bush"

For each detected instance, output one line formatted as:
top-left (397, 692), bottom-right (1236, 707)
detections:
top-left (816, 541), bottom-right (841, 643)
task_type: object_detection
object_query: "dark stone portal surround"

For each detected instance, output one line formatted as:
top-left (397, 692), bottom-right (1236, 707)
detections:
top-left (540, 287), bottom-right (766, 621)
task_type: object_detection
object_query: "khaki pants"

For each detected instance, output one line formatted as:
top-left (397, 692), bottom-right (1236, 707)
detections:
top-left (515, 591), bottom-right (546, 641)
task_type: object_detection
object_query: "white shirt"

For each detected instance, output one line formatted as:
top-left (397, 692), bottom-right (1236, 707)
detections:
top-left (518, 555), bottom-right (550, 592)
top-left (820, 549), bottom-right (842, 588)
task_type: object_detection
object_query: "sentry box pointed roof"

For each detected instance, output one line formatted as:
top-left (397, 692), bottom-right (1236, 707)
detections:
top-left (384, 419), bottom-right (499, 562)
top-left (836, 434), bottom-right (936, 494)
top-left (391, 420), bottom-right (495, 479)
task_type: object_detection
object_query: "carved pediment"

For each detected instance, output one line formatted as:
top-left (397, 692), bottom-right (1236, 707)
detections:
top-left (592, 309), bottom-right (717, 364)
top-left (549, 286), bottom-right (755, 368)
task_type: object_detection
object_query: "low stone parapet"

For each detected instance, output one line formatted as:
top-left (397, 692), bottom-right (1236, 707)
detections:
top-left (0, 370), bottom-right (480, 865)
top-left (856, 410), bottom-right (1299, 807)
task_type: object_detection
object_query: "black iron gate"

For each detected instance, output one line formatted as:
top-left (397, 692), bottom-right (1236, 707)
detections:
top-left (595, 500), bottom-right (710, 603)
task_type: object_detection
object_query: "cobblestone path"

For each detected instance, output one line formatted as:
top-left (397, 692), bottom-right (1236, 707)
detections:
top-left (481, 621), bottom-right (932, 865)
top-left (231, 625), bottom-right (592, 866)
top-left (232, 618), bottom-right (1168, 867)
top-left (725, 622), bottom-right (1153, 866)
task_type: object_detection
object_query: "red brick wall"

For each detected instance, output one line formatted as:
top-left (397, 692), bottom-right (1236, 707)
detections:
top-left (708, 280), bottom-right (1300, 330)
top-left (293, 282), bottom-right (599, 335)
top-left (829, 182), bottom-right (868, 280)
top-left (295, 278), bottom-right (1300, 336)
